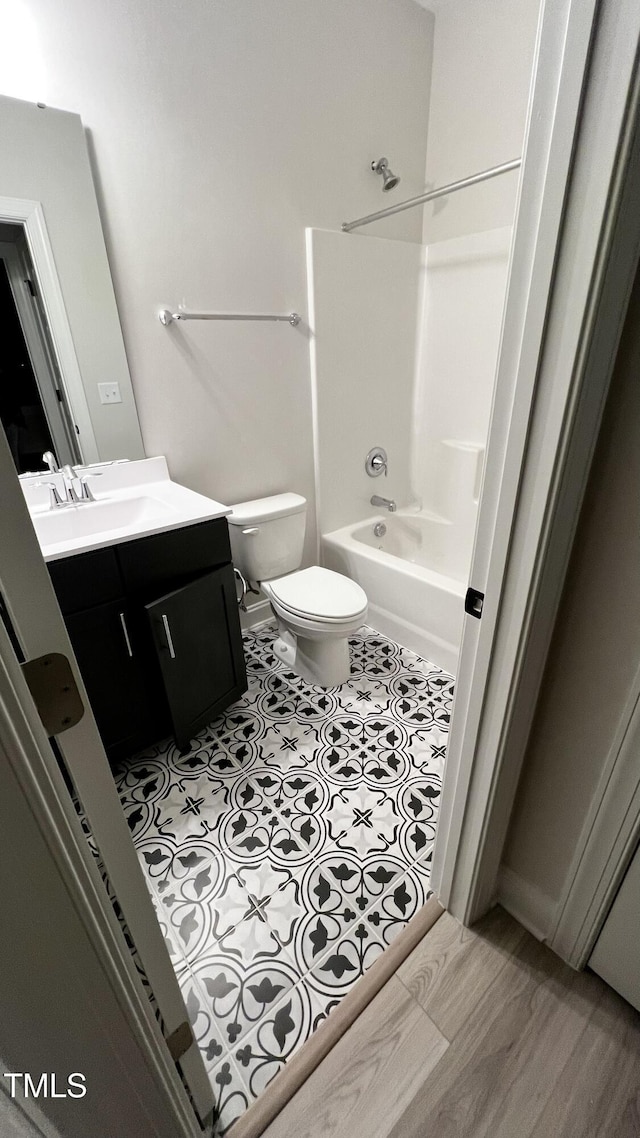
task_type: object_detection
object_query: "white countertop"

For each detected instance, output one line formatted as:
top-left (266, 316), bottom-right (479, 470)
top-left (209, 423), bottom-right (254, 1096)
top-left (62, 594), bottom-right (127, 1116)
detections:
top-left (22, 457), bottom-right (231, 562)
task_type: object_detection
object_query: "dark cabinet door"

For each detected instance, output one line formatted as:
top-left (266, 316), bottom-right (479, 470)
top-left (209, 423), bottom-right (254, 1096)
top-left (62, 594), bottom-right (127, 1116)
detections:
top-left (65, 600), bottom-right (166, 756)
top-left (146, 565), bottom-right (247, 750)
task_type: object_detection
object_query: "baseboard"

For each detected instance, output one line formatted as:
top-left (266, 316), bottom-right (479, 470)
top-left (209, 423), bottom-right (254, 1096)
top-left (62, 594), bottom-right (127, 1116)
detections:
top-left (227, 895), bottom-right (445, 1138)
top-left (497, 865), bottom-right (557, 943)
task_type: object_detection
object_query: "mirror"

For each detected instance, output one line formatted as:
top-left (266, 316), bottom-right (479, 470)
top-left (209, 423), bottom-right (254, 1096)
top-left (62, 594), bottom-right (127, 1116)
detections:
top-left (0, 94), bottom-right (145, 472)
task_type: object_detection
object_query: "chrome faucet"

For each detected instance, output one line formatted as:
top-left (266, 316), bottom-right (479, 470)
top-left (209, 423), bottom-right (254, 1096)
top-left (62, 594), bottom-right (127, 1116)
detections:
top-left (60, 465), bottom-right (101, 504)
top-left (61, 465), bottom-right (82, 504)
top-left (370, 494), bottom-right (396, 513)
top-left (35, 467), bottom-right (101, 509)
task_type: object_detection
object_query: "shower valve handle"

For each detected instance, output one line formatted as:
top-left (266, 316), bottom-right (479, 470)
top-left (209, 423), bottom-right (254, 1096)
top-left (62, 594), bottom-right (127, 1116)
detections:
top-left (365, 447), bottom-right (388, 478)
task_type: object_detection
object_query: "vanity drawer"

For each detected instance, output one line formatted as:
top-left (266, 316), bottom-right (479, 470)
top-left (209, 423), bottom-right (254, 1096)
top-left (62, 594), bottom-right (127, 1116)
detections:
top-left (48, 548), bottom-right (123, 614)
top-left (117, 518), bottom-right (232, 594)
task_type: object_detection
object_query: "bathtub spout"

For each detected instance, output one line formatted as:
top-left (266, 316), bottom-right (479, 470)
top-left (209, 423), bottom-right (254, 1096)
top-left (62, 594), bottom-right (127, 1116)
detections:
top-left (370, 494), bottom-right (397, 512)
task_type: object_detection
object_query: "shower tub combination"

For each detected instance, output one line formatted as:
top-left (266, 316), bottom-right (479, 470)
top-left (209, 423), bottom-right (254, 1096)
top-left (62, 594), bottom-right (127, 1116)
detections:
top-left (323, 508), bottom-right (466, 675)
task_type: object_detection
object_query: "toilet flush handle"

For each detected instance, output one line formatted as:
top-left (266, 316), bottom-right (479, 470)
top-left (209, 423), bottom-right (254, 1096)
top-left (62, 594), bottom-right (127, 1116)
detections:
top-left (242, 527), bottom-right (259, 535)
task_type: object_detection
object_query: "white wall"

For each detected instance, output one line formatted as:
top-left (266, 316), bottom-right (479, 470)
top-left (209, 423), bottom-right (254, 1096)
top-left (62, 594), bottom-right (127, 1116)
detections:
top-left (308, 228), bottom-right (424, 535)
top-left (423, 0), bottom-right (541, 243)
top-left (1, 0), bottom-right (433, 559)
top-left (502, 266), bottom-right (640, 927)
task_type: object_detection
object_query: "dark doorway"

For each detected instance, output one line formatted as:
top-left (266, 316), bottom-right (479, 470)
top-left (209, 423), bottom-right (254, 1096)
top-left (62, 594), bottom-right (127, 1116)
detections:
top-left (0, 258), bottom-right (56, 474)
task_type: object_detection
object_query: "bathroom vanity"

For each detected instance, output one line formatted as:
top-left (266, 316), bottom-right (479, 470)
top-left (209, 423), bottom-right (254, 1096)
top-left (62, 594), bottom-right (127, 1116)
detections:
top-left (24, 458), bottom-right (247, 765)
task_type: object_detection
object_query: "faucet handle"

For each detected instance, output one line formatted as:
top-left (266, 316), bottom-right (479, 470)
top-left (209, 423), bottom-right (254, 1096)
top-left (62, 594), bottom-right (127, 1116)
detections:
top-left (35, 480), bottom-right (65, 509)
top-left (78, 473), bottom-right (102, 502)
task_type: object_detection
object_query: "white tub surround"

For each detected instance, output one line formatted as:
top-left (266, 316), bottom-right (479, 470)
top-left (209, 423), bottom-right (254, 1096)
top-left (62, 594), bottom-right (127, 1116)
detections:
top-left (306, 227), bottom-right (424, 536)
top-left (323, 510), bottom-right (464, 676)
top-left (21, 456), bottom-right (231, 562)
top-left (411, 227), bottom-right (512, 520)
top-left (307, 224), bottom-right (510, 673)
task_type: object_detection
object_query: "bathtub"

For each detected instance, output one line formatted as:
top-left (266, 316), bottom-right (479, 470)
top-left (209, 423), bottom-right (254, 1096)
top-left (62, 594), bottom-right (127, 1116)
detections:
top-left (322, 510), bottom-right (465, 674)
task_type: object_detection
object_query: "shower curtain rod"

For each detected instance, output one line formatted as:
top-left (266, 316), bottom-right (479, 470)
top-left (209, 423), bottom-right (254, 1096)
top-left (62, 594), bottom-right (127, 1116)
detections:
top-left (342, 158), bottom-right (522, 233)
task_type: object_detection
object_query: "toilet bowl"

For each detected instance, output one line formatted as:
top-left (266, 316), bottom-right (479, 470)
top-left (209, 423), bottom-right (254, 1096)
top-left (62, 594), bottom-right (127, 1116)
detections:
top-left (263, 566), bottom-right (368, 686)
top-left (227, 494), bottom-right (368, 686)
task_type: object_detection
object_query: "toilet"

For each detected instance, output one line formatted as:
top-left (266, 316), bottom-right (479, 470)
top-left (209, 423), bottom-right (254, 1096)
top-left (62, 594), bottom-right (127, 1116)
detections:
top-left (228, 493), bottom-right (368, 686)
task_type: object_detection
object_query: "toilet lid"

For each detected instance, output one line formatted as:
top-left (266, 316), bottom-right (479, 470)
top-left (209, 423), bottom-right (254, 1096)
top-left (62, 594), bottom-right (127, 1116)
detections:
top-left (268, 566), bottom-right (367, 621)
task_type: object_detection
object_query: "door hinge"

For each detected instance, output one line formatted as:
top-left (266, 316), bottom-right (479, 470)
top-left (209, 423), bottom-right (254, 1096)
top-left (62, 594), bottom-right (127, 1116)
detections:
top-left (25, 278), bottom-right (37, 298)
top-left (464, 587), bottom-right (485, 619)
top-left (21, 653), bottom-right (85, 735)
top-left (166, 1020), bottom-right (194, 1063)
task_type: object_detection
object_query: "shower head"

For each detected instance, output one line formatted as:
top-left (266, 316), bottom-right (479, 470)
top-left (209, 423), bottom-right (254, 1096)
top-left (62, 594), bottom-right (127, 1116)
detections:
top-left (371, 157), bottom-right (400, 192)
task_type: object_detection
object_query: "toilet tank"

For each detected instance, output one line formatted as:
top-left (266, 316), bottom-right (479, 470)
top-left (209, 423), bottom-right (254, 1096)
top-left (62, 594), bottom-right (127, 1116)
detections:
top-left (227, 493), bottom-right (307, 582)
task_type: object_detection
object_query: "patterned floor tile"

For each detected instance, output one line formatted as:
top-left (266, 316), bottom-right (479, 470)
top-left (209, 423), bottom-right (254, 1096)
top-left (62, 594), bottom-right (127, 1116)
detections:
top-left (312, 712), bottom-right (413, 791)
top-left (231, 856), bottom-right (297, 905)
top-left (209, 1054), bottom-right (250, 1136)
top-left (222, 807), bottom-right (329, 873)
top-left (189, 949), bottom-right (303, 1050)
top-left (269, 845), bottom-right (418, 979)
top-left (305, 868), bottom-right (432, 1002)
top-left (249, 765), bottom-right (330, 817)
top-left (148, 890), bottom-right (191, 977)
top-left (168, 740), bottom-right (240, 779)
top-left (324, 783), bottom-right (401, 856)
top-left (159, 866), bottom-right (256, 965)
top-left (248, 720), bottom-right (324, 772)
top-left (135, 834), bottom-right (219, 885)
top-left (120, 624), bottom-right (453, 1130)
top-left (396, 773), bottom-right (442, 865)
top-left (232, 978), bottom-right (322, 1102)
top-left (180, 969), bottom-right (228, 1071)
top-left (335, 674), bottom-right (399, 715)
top-left (118, 768), bottom-right (237, 847)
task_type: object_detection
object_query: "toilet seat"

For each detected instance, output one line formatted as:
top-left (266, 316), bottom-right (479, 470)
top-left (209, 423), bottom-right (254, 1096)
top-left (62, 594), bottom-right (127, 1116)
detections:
top-left (264, 566), bottom-right (367, 624)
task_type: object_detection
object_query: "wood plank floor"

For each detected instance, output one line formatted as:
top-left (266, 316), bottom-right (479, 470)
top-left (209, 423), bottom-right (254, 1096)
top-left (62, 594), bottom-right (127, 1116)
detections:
top-left (261, 907), bottom-right (640, 1138)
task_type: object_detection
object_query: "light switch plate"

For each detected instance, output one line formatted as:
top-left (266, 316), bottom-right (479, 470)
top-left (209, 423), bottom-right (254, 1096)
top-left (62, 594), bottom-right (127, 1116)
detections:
top-left (98, 382), bottom-right (122, 405)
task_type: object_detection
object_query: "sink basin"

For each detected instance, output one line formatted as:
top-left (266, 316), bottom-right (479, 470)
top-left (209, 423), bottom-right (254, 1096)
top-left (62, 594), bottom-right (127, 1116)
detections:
top-left (22, 456), bottom-right (231, 562)
top-left (32, 496), bottom-right (173, 545)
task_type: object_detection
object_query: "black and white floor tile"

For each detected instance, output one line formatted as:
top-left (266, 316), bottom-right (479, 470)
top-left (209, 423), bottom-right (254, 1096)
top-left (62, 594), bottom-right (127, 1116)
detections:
top-left (114, 625), bottom-right (453, 1134)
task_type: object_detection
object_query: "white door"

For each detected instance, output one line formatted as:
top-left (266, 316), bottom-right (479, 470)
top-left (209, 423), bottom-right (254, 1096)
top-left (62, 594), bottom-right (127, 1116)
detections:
top-left (432, 0), bottom-right (640, 921)
top-left (0, 616), bottom-right (205, 1138)
top-left (589, 842), bottom-right (640, 1012)
top-left (0, 426), bottom-right (215, 1128)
